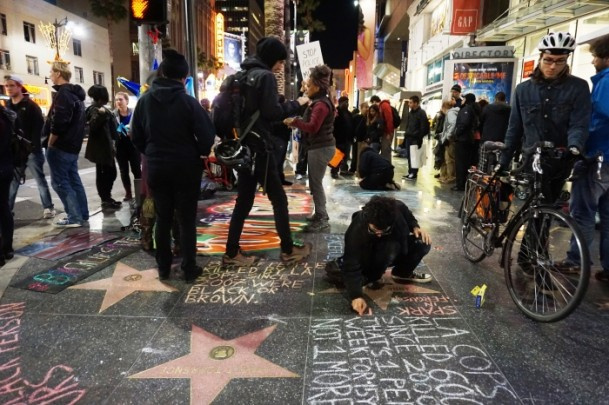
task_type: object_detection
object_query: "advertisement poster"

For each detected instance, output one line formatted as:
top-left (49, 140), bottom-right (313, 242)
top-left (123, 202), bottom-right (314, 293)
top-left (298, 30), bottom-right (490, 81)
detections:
top-left (356, 0), bottom-right (375, 89)
top-left (224, 33), bottom-right (243, 72)
top-left (453, 61), bottom-right (515, 103)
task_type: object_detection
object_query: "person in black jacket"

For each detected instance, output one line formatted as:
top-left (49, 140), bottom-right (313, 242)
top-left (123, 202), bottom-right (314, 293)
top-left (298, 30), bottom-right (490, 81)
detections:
top-left (325, 196), bottom-right (432, 315)
top-left (480, 91), bottom-right (511, 143)
top-left (272, 94), bottom-right (293, 186)
top-left (331, 96), bottom-right (354, 178)
top-left (85, 85), bottom-right (121, 209)
top-left (358, 144), bottom-right (400, 190)
top-left (452, 93), bottom-right (480, 191)
top-left (4, 75), bottom-right (55, 218)
top-left (222, 37), bottom-right (311, 265)
top-left (44, 61), bottom-right (89, 228)
top-left (400, 95), bottom-right (429, 181)
top-left (350, 102), bottom-right (368, 175)
top-left (0, 106), bottom-right (16, 267)
top-left (131, 49), bottom-right (215, 282)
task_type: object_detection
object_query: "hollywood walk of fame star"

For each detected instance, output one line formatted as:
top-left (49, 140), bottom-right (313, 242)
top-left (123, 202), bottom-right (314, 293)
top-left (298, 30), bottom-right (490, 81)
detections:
top-left (319, 269), bottom-right (440, 310)
top-left (70, 262), bottom-right (178, 312)
top-left (130, 324), bottom-right (298, 404)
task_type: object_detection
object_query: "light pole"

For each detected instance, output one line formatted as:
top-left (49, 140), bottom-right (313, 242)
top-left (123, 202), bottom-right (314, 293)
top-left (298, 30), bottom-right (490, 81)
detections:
top-left (39, 17), bottom-right (71, 62)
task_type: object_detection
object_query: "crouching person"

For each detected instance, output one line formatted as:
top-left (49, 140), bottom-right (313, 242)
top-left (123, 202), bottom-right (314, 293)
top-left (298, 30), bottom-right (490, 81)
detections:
top-left (326, 196), bottom-right (432, 315)
top-left (358, 142), bottom-right (400, 191)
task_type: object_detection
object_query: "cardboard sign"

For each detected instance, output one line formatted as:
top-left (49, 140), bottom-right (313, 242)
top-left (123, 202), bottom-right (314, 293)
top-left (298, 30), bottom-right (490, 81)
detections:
top-left (296, 41), bottom-right (324, 83)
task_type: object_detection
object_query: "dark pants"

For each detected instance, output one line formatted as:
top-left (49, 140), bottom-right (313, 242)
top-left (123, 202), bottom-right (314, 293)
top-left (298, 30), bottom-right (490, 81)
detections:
top-left (296, 142), bottom-right (308, 175)
top-left (362, 235), bottom-right (431, 283)
top-left (274, 137), bottom-right (289, 182)
top-left (226, 152), bottom-right (293, 257)
top-left (359, 168), bottom-right (394, 190)
top-left (349, 140), bottom-right (359, 172)
top-left (96, 163), bottom-right (118, 201)
top-left (147, 163), bottom-right (202, 276)
top-left (116, 137), bottom-right (142, 195)
top-left (455, 140), bottom-right (475, 190)
top-left (403, 137), bottom-right (420, 176)
top-left (0, 168), bottom-right (14, 259)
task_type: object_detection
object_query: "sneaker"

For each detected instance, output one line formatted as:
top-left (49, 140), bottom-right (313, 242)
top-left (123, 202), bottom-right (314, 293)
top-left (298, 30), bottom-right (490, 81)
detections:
top-left (43, 208), bottom-right (56, 219)
top-left (281, 242), bottom-right (312, 264)
top-left (295, 174), bottom-right (304, 180)
top-left (434, 173), bottom-right (441, 179)
top-left (365, 280), bottom-right (384, 290)
top-left (553, 259), bottom-right (580, 274)
top-left (595, 271), bottom-right (609, 283)
top-left (392, 271), bottom-right (432, 284)
top-left (222, 250), bottom-right (259, 266)
top-left (403, 173), bottom-right (417, 181)
top-left (331, 172), bottom-right (340, 179)
top-left (54, 218), bottom-right (82, 228)
top-left (385, 181), bottom-right (401, 191)
top-left (184, 266), bottom-right (203, 284)
top-left (281, 180), bottom-right (293, 186)
top-left (303, 219), bottom-right (330, 233)
top-left (306, 212), bottom-right (327, 222)
top-left (102, 199), bottom-right (122, 209)
top-left (123, 194), bottom-right (133, 201)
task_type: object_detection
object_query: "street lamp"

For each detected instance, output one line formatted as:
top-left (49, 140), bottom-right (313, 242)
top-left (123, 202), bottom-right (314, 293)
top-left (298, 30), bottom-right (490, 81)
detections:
top-left (39, 17), bottom-right (72, 63)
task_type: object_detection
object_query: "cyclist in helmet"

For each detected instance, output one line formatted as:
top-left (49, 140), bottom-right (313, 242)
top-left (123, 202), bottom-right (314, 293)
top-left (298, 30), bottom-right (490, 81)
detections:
top-left (500, 31), bottom-right (591, 203)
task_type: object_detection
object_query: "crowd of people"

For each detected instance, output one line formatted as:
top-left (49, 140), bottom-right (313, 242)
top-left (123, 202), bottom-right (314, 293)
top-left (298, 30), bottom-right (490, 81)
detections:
top-left (1, 30), bottom-right (607, 313)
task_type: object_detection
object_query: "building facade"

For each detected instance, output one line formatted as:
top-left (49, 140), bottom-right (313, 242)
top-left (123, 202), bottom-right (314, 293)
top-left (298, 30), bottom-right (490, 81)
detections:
top-left (1, 0), bottom-right (111, 113)
top-left (215, 0), bottom-right (264, 55)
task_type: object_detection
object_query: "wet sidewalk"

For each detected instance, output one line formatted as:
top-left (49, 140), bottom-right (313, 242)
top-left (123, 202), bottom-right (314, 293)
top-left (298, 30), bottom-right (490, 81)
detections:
top-left (1, 158), bottom-right (608, 404)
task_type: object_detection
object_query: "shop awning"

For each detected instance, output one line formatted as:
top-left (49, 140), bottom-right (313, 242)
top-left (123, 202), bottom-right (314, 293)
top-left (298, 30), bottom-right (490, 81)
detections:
top-left (476, 0), bottom-right (609, 42)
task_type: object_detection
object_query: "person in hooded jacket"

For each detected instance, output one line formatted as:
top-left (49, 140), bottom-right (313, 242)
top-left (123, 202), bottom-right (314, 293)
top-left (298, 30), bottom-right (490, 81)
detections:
top-left (221, 37), bottom-right (311, 266)
top-left (43, 61), bottom-right (89, 228)
top-left (358, 142), bottom-right (400, 191)
top-left (131, 49), bottom-right (215, 282)
top-left (452, 93), bottom-right (480, 191)
top-left (480, 91), bottom-right (511, 143)
top-left (85, 85), bottom-right (121, 209)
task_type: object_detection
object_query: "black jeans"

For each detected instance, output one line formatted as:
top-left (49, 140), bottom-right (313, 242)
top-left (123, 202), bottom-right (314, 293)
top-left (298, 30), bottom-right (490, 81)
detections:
top-left (226, 152), bottom-right (293, 257)
top-left (296, 141), bottom-right (308, 175)
top-left (96, 163), bottom-right (118, 201)
top-left (147, 163), bottom-right (202, 275)
top-left (274, 137), bottom-right (289, 182)
top-left (362, 235), bottom-right (431, 283)
top-left (116, 137), bottom-right (142, 194)
top-left (359, 168), bottom-right (394, 190)
top-left (455, 140), bottom-right (475, 190)
top-left (0, 168), bottom-right (14, 258)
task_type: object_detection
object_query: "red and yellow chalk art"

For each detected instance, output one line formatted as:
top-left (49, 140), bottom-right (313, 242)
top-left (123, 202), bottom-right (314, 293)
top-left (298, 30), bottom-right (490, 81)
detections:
top-left (197, 192), bottom-right (311, 255)
top-left (207, 192), bottom-right (312, 216)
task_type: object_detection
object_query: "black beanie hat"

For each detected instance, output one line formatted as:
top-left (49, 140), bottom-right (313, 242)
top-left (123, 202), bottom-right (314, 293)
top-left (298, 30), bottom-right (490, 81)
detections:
top-left (159, 49), bottom-right (189, 80)
top-left (256, 36), bottom-right (288, 69)
top-left (451, 84), bottom-right (462, 93)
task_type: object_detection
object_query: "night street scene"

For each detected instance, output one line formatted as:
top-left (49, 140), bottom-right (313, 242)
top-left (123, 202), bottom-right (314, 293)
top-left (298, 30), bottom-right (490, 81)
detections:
top-left (1, 0), bottom-right (609, 404)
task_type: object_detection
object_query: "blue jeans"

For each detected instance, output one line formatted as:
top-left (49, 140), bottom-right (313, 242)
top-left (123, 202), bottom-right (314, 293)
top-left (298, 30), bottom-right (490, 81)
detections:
top-left (46, 147), bottom-right (89, 224)
top-left (567, 161), bottom-right (609, 272)
top-left (9, 149), bottom-right (54, 212)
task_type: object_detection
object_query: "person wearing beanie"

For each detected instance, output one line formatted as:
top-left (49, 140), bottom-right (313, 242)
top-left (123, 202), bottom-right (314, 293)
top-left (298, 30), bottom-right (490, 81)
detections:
top-left (285, 64), bottom-right (336, 232)
top-left (4, 74), bottom-right (55, 219)
top-left (222, 36), bottom-right (312, 266)
top-left (451, 84), bottom-right (463, 107)
top-left (131, 49), bottom-right (216, 283)
top-left (452, 93), bottom-right (481, 191)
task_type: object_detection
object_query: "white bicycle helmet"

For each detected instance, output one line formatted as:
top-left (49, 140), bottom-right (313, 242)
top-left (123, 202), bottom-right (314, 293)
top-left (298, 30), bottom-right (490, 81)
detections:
top-left (538, 32), bottom-right (576, 54)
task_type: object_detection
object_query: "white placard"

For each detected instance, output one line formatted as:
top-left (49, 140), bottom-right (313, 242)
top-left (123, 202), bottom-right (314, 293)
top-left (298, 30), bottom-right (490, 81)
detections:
top-left (296, 41), bottom-right (324, 83)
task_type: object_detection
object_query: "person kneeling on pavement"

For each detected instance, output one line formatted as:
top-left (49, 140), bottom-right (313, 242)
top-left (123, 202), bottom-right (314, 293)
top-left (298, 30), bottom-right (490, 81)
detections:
top-left (326, 195), bottom-right (432, 315)
top-left (358, 141), bottom-right (400, 191)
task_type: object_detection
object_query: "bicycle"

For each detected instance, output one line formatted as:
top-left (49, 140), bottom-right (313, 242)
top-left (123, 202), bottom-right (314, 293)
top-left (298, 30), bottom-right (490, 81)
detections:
top-left (459, 141), bottom-right (598, 322)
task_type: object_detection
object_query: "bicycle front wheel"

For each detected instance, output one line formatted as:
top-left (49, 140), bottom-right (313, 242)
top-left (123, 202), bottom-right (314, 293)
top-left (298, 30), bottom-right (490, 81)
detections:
top-left (460, 178), bottom-right (491, 263)
top-left (503, 207), bottom-right (590, 322)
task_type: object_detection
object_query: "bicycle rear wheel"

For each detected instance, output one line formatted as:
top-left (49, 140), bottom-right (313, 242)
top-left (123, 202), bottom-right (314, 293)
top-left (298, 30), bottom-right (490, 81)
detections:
top-left (460, 177), bottom-right (491, 263)
top-left (503, 207), bottom-right (589, 322)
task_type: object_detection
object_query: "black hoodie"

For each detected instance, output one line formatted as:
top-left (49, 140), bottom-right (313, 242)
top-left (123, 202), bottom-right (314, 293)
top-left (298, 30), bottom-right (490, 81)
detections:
top-left (240, 56), bottom-right (301, 145)
top-left (131, 77), bottom-right (215, 166)
top-left (43, 83), bottom-right (86, 154)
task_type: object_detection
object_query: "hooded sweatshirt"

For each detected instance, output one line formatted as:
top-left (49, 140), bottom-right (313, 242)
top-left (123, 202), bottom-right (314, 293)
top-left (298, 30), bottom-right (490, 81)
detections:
top-left (131, 77), bottom-right (215, 166)
top-left (43, 83), bottom-right (86, 154)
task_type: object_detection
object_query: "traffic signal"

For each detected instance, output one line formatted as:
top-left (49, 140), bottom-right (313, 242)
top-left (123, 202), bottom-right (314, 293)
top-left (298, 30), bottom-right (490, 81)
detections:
top-left (130, 0), bottom-right (167, 25)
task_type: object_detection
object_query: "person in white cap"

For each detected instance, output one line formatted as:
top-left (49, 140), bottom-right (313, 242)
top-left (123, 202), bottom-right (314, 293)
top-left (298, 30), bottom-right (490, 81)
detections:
top-left (4, 74), bottom-right (55, 219)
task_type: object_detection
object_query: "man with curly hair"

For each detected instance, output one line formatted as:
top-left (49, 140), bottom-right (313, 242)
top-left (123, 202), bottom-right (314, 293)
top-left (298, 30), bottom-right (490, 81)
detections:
top-left (326, 195), bottom-right (432, 315)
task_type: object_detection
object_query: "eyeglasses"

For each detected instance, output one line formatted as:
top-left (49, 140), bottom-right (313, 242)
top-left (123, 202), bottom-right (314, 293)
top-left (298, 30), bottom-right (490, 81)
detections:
top-left (541, 58), bottom-right (568, 66)
top-left (368, 223), bottom-right (392, 236)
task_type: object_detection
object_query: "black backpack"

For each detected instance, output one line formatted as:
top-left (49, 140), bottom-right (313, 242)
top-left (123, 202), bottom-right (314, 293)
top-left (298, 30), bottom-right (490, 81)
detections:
top-left (1, 107), bottom-right (32, 184)
top-left (391, 106), bottom-right (401, 128)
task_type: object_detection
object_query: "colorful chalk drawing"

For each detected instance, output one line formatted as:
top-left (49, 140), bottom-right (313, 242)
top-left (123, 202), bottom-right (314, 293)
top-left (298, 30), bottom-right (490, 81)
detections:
top-left (0, 302), bottom-right (87, 403)
top-left (197, 192), bottom-right (312, 255)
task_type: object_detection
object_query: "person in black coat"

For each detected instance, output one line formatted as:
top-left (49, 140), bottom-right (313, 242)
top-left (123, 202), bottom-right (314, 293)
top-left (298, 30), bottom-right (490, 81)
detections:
top-left (331, 96), bottom-right (354, 178)
top-left (0, 106), bottom-right (16, 267)
top-left (131, 49), bottom-right (215, 282)
top-left (480, 91), bottom-right (511, 142)
top-left (325, 196), bottom-right (432, 315)
top-left (85, 85), bottom-right (121, 209)
top-left (358, 145), bottom-right (399, 190)
top-left (272, 94), bottom-right (293, 186)
top-left (350, 102), bottom-right (369, 174)
top-left (452, 93), bottom-right (480, 191)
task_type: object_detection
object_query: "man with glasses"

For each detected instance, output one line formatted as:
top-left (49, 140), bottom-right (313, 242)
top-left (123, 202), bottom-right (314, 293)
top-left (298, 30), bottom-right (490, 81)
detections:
top-left (325, 195), bottom-right (432, 315)
top-left (500, 32), bottom-right (590, 204)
